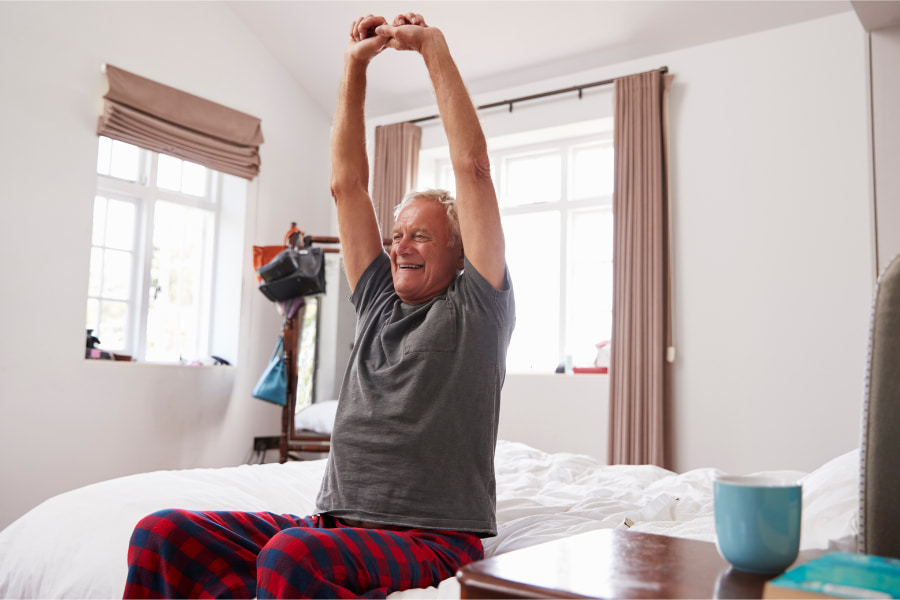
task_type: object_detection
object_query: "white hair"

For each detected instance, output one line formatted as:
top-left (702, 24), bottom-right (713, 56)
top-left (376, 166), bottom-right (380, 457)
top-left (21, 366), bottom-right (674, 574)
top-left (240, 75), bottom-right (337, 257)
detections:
top-left (393, 189), bottom-right (462, 249)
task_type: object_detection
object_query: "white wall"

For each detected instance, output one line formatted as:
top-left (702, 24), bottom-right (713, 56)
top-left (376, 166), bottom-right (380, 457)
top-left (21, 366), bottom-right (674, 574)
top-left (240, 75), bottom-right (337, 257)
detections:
top-left (870, 24), bottom-right (900, 270)
top-left (378, 11), bottom-right (874, 474)
top-left (0, 1), bottom-right (333, 531)
top-left (499, 375), bottom-right (609, 459)
top-left (669, 13), bottom-right (872, 474)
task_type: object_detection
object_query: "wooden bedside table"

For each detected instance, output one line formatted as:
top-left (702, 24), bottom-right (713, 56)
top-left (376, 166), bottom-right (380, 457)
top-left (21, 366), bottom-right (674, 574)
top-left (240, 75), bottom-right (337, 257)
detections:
top-left (457, 529), bottom-right (820, 599)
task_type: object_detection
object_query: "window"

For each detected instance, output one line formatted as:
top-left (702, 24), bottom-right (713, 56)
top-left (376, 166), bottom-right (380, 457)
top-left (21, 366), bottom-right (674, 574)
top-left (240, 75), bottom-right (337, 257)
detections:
top-left (424, 121), bottom-right (614, 373)
top-left (87, 136), bottom-right (244, 363)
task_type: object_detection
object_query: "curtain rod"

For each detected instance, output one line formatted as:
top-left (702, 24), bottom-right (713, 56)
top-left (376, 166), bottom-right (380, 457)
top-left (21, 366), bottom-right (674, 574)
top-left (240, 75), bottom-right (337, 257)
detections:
top-left (407, 66), bottom-right (668, 125)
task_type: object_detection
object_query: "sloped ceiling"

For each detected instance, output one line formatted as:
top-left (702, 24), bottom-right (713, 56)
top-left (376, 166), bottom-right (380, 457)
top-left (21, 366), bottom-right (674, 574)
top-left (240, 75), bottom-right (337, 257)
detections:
top-left (227, 1), bottom-right (854, 119)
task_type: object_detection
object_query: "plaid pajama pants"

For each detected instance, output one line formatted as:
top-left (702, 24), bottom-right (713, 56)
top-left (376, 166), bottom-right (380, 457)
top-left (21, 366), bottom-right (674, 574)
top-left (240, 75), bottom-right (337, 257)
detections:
top-left (123, 509), bottom-right (484, 599)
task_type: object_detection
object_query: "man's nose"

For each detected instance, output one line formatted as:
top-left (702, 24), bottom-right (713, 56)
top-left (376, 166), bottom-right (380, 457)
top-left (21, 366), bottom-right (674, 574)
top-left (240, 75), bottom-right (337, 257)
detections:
top-left (394, 236), bottom-right (410, 253)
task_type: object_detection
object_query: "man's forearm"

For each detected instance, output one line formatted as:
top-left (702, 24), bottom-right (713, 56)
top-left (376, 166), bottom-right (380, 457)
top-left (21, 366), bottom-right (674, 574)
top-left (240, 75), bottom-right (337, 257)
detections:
top-left (331, 56), bottom-right (370, 197)
top-left (329, 47), bottom-right (385, 291)
top-left (417, 26), bottom-right (507, 290)
top-left (420, 32), bottom-right (489, 175)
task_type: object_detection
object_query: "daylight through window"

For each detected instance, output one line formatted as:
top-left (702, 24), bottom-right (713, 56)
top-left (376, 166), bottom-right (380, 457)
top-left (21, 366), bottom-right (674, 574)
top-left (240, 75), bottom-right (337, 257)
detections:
top-left (427, 126), bottom-right (614, 373)
top-left (87, 136), bottom-right (223, 363)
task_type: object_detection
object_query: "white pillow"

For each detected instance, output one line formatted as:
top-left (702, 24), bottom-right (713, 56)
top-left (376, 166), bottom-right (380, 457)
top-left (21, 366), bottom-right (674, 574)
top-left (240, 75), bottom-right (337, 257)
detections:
top-left (295, 400), bottom-right (338, 434)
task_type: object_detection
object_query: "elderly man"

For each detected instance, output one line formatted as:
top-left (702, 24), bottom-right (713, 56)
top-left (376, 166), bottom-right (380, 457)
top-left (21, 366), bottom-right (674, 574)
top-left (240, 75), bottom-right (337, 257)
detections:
top-left (123, 13), bottom-right (513, 599)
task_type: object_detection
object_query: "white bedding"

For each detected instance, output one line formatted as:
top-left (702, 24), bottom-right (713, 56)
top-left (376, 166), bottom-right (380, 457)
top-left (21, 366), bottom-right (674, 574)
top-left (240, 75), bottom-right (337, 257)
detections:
top-left (0, 441), bottom-right (860, 599)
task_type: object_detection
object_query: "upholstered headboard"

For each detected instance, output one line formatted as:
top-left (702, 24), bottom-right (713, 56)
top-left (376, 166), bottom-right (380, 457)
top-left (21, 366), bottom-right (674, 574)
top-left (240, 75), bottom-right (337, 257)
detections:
top-left (860, 253), bottom-right (900, 558)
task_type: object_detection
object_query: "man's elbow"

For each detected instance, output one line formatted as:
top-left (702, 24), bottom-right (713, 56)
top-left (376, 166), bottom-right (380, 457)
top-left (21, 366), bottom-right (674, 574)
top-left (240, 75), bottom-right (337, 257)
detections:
top-left (455, 152), bottom-right (493, 183)
top-left (330, 174), bottom-right (365, 203)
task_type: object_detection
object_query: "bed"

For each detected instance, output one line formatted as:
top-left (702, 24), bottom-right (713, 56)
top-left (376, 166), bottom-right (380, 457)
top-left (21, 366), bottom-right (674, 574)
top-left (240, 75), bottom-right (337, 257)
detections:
top-left (0, 439), bottom-right (860, 599)
top-left (3, 255), bottom-right (898, 600)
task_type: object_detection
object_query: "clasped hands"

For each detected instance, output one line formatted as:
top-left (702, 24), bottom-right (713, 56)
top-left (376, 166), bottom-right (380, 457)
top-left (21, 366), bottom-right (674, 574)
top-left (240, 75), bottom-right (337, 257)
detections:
top-left (347, 13), bottom-right (434, 61)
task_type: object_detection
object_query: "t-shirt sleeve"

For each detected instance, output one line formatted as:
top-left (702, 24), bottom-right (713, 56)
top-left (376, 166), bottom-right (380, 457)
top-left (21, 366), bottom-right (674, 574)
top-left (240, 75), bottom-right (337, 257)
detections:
top-left (457, 257), bottom-right (515, 329)
top-left (350, 252), bottom-right (393, 315)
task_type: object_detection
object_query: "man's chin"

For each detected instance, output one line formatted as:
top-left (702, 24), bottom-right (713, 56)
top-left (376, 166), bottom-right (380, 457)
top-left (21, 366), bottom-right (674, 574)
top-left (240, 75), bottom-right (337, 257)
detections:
top-left (394, 282), bottom-right (434, 305)
top-left (395, 286), bottom-right (423, 304)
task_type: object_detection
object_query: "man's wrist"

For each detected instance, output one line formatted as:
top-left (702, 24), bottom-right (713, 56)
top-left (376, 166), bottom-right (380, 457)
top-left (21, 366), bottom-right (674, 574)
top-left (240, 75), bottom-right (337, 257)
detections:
top-left (418, 27), bottom-right (447, 61)
top-left (344, 40), bottom-right (379, 69)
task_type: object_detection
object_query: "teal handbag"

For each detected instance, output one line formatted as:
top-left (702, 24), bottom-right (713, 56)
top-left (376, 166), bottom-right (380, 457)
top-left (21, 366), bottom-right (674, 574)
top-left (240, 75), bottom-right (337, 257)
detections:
top-left (252, 336), bottom-right (287, 406)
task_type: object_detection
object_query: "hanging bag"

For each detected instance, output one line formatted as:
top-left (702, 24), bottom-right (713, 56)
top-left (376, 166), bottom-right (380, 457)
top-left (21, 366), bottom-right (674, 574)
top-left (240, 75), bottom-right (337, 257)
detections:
top-left (252, 335), bottom-right (287, 406)
top-left (257, 234), bottom-right (326, 301)
top-left (258, 248), bottom-right (325, 300)
top-left (252, 226), bottom-right (303, 284)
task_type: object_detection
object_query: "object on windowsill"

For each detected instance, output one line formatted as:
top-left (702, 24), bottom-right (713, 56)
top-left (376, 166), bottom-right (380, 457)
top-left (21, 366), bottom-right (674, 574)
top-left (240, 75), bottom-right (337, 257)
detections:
top-left (85, 348), bottom-right (114, 360)
top-left (85, 329), bottom-right (114, 360)
top-left (594, 340), bottom-right (611, 369)
top-left (180, 356), bottom-right (231, 366)
top-left (763, 552), bottom-right (900, 599)
top-left (569, 340), bottom-right (611, 373)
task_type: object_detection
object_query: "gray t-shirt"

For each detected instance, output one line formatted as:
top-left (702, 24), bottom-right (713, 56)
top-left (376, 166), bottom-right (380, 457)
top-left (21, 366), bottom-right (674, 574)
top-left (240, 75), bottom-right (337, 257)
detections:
top-left (315, 253), bottom-right (515, 536)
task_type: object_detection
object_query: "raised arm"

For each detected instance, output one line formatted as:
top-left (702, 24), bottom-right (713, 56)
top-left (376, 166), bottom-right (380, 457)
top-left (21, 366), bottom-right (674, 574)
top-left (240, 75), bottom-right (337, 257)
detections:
top-left (377, 15), bottom-right (507, 290)
top-left (330, 15), bottom-right (391, 292)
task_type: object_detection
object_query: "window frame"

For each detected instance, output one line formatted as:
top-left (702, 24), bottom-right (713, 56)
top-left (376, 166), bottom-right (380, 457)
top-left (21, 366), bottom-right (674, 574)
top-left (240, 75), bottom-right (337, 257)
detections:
top-left (89, 138), bottom-right (225, 363)
top-left (428, 126), bottom-right (614, 372)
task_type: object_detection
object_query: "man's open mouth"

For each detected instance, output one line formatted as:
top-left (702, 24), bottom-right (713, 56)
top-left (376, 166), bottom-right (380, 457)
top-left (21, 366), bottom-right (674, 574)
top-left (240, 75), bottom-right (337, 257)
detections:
top-left (399, 264), bottom-right (423, 270)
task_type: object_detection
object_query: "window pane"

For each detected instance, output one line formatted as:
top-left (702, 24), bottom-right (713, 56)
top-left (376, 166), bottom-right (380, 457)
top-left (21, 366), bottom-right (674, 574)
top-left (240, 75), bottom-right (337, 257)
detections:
top-left (296, 298), bottom-right (318, 412)
top-left (571, 207), bottom-right (613, 262)
top-left (571, 143), bottom-right (614, 199)
top-left (181, 161), bottom-right (208, 197)
top-left (502, 211), bottom-right (560, 372)
top-left (157, 154), bottom-right (181, 191)
top-left (92, 196), bottom-right (107, 245)
top-left (105, 199), bottom-right (136, 250)
top-left (101, 249), bottom-right (133, 300)
top-left (437, 162), bottom-right (456, 198)
top-left (145, 201), bottom-right (212, 361)
top-left (88, 247), bottom-right (104, 297)
top-left (109, 140), bottom-right (140, 181)
top-left (86, 299), bottom-right (99, 332)
top-left (96, 137), bottom-right (112, 175)
top-left (566, 208), bottom-right (614, 366)
top-left (98, 300), bottom-right (128, 350)
top-left (502, 151), bottom-right (561, 208)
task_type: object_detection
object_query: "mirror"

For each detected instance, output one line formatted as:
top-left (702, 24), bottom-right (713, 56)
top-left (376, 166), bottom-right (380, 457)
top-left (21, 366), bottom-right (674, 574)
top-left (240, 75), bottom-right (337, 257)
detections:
top-left (294, 296), bottom-right (318, 414)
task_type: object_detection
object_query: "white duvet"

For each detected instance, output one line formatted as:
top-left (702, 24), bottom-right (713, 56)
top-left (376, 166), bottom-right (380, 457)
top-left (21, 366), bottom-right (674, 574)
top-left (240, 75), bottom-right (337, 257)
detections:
top-left (0, 441), bottom-right (860, 599)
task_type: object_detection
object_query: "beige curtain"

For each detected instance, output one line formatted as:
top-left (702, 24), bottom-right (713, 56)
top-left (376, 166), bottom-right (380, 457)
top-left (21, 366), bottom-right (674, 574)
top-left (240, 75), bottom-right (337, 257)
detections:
top-left (97, 65), bottom-right (264, 180)
top-left (608, 69), bottom-right (675, 468)
top-left (372, 122), bottom-right (422, 239)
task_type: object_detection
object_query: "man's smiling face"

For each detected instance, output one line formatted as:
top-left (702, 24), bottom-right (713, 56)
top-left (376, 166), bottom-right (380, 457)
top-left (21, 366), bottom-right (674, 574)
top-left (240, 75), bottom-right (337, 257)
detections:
top-left (390, 197), bottom-right (463, 305)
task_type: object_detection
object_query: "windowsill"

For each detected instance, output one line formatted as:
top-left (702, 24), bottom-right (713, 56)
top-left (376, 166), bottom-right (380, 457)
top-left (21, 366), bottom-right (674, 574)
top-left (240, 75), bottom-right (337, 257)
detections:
top-left (507, 371), bottom-right (610, 377)
top-left (83, 358), bottom-right (236, 369)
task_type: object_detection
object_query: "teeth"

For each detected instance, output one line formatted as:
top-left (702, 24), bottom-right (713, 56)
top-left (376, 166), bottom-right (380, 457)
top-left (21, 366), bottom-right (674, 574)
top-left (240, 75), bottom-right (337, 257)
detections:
top-left (400, 265), bottom-right (423, 269)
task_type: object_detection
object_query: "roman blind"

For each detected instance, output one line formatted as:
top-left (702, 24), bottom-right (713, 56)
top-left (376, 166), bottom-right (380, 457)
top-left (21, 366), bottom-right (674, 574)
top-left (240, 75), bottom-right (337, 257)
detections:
top-left (97, 64), bottom-right (264, 180)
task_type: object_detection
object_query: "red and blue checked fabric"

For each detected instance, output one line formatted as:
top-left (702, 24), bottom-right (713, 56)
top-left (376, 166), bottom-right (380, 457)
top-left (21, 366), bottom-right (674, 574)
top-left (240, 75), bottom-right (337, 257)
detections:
top-left (123, 509), bottom-right (483, 599)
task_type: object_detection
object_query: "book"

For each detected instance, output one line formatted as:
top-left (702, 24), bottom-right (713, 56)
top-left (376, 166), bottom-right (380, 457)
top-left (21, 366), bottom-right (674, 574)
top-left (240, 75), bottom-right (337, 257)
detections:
top-left (763, 552), bottom-right (900, 599)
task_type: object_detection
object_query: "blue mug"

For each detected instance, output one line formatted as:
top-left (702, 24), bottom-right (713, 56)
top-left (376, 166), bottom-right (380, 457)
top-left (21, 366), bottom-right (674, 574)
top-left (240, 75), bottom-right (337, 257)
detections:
top-left (714, 475), bottom-right (802, 574)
